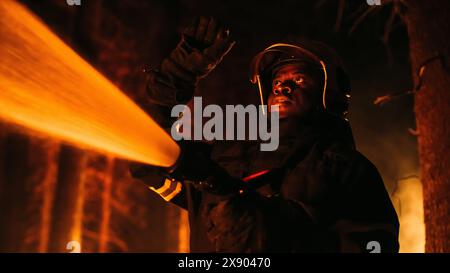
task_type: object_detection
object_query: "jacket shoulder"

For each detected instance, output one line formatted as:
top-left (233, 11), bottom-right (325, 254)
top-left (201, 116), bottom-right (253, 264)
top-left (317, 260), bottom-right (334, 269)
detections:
top-left (319, 141), bottom-right (382, 186)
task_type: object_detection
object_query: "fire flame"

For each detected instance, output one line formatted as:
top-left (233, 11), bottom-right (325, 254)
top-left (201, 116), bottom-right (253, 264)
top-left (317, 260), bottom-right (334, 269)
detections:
top-left (392, 176), bottom-right (425, 253)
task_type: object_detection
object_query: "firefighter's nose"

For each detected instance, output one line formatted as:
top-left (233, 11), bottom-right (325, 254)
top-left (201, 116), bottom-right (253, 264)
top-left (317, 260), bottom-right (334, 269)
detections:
top-left (273, 85), bottom-right (292, 96)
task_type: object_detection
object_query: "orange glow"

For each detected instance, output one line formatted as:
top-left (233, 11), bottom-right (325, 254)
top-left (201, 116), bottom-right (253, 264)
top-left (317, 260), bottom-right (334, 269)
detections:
top-left (178, 210), bottom-right (190, 253)
top-left (70, 154), bottom-right (87, 251)
top-left (0, 0), bottom-right (179, 167)
top-left (392, 177), bottom-right (425, 253)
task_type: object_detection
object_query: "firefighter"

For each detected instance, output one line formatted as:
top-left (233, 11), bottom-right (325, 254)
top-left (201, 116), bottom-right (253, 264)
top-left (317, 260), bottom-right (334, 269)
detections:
top-left (130, 17), bottom-right (399, 252)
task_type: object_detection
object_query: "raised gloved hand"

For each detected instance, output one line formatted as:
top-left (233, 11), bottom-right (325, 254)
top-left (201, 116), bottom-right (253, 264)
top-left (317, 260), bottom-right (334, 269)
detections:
top-left (161, 16), bottom-right (236, 84)
top-left (146, 17), bottom-right (235, 106)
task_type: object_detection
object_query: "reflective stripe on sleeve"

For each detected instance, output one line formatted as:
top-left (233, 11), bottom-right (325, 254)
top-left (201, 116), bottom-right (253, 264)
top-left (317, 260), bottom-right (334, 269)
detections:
top-left (149, 178), bottom-right (183, 202)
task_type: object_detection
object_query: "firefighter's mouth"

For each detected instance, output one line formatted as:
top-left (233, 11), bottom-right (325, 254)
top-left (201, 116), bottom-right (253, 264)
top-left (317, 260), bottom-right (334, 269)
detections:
top-left (271, 97), bottom-right (294, 106)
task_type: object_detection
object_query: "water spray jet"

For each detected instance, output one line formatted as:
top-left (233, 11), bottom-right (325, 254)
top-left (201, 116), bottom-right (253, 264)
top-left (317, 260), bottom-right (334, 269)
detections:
top-left (0, 0), bottom-right (179, 167)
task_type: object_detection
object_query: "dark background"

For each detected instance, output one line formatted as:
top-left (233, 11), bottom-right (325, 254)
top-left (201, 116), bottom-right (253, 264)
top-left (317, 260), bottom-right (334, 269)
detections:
top-left (0, 0), bottom-right (418, 252)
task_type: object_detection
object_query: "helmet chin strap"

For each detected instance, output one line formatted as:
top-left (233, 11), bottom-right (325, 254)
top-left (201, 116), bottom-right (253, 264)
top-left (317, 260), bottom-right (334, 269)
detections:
top-left (253, 43), bottom-right (329, 116)
top-left (256, 74), bottom-right (266, 115)
top-left (319, 60), bottom-right (328, 110)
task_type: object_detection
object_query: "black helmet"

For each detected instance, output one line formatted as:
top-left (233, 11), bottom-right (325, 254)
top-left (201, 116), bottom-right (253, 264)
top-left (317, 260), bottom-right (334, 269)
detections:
top-left (249, 38), bottom-right (351, 119)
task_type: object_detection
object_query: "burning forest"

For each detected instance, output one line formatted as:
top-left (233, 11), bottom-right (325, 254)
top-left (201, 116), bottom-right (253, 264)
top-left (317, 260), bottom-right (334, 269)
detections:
top-left (0, 0), bottom-right (448, 254)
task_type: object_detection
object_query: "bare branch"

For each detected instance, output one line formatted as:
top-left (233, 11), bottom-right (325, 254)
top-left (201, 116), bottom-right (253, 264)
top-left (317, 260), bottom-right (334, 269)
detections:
top-left (314, 0), bottom-right (329, 10)
top-left (374, 54), bottom-right (445, 106)
top-left (381, 7), bottom-right (397, 65)
top-left (348, 5), bottom-right (381, 35)
top-left (334, 0), bottom-right (346, 32)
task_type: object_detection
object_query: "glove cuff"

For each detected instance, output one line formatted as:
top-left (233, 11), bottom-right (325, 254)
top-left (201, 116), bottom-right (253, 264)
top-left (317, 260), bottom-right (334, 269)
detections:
top-left (145, 68), bottom-right (196, 106)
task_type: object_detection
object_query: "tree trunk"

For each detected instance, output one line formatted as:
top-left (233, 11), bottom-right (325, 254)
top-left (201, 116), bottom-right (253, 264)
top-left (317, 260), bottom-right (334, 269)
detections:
top-left (48, 146), bottom-right (86, 253)
top-left (0, 133), bottom-right (29, 252)
top-left (403, 0), bottom-right (450, 252)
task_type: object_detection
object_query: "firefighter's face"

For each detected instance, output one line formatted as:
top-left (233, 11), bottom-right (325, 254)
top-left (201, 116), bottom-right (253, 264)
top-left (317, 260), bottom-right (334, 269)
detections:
top-left (268, 64), bottom-right (319, 119)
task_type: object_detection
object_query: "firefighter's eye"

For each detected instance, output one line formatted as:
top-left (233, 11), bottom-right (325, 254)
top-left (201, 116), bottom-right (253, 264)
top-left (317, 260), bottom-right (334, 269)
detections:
top-left (294, 77), bottom-right (304, 85)
top-left (273, 80), bottom-right (282, 87)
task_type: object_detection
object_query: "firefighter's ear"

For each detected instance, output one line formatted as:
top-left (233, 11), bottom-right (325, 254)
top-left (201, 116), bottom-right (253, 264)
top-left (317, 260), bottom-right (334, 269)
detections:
top-left (336, 66), bottom-right (351, 96)
top-left (324, 66), bottom-right (351, 118)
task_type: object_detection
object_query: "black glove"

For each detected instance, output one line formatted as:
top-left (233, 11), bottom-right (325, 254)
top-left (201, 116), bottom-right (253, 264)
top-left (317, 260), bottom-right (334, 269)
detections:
top-left (146, 17), bottom-right (235, 106)
top-left (129, 162), bottom-right (168, 189)
top-left (161, 17), bottom-right (235, 83)
top-left (130, 141), bottom-right (245, 196)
